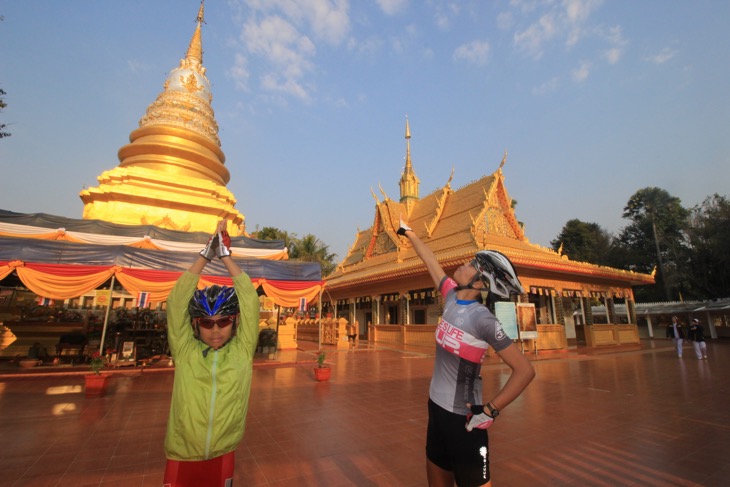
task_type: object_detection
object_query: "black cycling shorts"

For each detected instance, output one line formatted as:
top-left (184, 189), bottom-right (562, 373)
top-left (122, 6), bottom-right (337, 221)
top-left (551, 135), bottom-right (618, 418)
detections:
top-left (426, 399), bottom-right (490, 487)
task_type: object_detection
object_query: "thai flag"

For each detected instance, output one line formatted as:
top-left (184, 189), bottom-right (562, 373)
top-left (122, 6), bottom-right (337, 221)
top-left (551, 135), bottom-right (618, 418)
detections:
top-left (298, 297), bottom-right (307, 312)
top-left (37, 297), bottom-right (54, 306)
top-left (137, 292), bottom-right (150, 308)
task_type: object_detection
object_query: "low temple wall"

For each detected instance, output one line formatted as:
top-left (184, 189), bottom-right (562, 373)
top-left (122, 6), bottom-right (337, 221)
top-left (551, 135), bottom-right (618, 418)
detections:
top-left (370, 324), bottom-right (437, 346)
top-left (585, 324), bottom-right (640, 347)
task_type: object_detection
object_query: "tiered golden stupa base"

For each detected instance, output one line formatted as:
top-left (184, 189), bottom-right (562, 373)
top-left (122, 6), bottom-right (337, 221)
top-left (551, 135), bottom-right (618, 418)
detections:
top-left (80, 164), bottom-right (244, 233)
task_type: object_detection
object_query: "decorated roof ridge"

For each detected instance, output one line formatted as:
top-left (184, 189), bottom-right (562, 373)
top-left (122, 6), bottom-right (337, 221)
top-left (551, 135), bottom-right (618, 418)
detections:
top-left (509, 255), bottom-right (655, 283)
top-left (327, 246), bottom-right (478, 287)
top-left (328, 245), bottom-right (654, 289)
top-left (330, 229), bottom-right (653, 284)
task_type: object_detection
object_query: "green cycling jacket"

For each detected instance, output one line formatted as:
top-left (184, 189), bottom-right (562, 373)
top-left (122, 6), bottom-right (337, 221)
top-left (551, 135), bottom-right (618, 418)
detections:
top-left (164, 271), bottom-right (260, 461)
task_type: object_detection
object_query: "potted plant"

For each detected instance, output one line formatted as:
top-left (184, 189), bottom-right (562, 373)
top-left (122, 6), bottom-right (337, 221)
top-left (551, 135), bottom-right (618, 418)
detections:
top-left (84, 351), bottom-right (110, 398)
top-left (313, 350), bottom-right (331, 382)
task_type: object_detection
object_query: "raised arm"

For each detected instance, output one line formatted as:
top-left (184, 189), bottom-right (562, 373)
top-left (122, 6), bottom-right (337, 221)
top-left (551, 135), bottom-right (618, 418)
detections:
top-left (397, 219), bottom-right (446, 289)
top-left (215, 220), bottom-right (242, 278)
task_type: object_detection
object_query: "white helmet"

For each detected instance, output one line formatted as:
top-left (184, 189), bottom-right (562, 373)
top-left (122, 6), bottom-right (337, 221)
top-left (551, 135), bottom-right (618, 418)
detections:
top-left (472, 250), bottom-right (524, 299)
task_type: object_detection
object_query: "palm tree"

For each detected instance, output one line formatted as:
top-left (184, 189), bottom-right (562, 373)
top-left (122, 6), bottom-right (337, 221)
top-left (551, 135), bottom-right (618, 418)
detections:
top-left (291, 234), bottom-right (337, 276)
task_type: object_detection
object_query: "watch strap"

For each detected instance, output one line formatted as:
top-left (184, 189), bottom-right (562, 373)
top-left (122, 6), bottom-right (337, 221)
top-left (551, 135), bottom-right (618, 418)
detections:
top-left (486, 402), bottom-right (500, 418)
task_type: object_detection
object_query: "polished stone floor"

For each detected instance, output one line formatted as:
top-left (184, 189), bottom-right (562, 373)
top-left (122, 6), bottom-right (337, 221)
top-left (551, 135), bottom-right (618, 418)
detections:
top-left (0, 339), bottom-right (728, 486)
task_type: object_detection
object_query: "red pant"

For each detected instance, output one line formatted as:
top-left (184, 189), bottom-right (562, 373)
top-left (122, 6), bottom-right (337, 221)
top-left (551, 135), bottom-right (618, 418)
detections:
top-left (163, 451), bottom-right (234, 487)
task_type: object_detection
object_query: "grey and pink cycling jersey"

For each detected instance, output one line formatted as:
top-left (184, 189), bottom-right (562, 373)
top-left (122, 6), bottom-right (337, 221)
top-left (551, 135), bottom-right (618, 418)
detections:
top-left (429, 276), bottom-right (513, 416)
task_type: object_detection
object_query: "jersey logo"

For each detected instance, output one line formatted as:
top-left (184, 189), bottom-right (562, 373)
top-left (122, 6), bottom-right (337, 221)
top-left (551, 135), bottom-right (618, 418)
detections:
top-left (436, 318), bottom-right (489, 363)
top-left (494, 320), bottom-right (506, 341)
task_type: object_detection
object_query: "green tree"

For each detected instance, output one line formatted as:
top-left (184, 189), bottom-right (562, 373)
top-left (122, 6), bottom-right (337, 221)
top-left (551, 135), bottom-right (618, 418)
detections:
top-left (0, 88), bottom-right (11, 139)
top-left (251, 226), bottom-right (338, 277)
top-left (551, 219), bottom-right (614, 265)
top-left (252, 226), bottom-right (295, 253)
top-left (620, 187), bottom-right (689, 301)
top-left (685, 194), bottom-right (730, 298)
top-left (290, 234), bottom-right (337, 277)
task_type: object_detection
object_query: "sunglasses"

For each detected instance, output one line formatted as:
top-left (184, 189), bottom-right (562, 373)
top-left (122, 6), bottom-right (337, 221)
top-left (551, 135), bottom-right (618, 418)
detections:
top-left (196, 315), bottom-right (238, 329)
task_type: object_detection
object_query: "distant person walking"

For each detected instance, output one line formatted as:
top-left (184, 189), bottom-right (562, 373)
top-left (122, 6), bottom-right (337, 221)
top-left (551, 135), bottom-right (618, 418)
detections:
top-left (666, 316), bottom-right (686, 358)
top-left (688, 318), bottom-right (708, 360)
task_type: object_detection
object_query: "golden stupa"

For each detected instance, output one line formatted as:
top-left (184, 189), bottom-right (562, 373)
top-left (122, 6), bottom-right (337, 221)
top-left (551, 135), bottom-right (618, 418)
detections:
top-left (79, 2), bottom-right (245, 234)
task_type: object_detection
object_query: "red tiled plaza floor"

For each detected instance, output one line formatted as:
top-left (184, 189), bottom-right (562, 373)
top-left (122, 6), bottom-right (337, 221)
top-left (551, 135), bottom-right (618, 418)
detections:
top-left (1, 339), bottom-right (728, 486)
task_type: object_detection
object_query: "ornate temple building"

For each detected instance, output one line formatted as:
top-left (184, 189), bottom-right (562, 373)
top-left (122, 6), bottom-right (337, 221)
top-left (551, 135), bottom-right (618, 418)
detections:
top-left (324, 120), bottom-right (655, 349)
top-left (79, 2), bottom-right (245, 234)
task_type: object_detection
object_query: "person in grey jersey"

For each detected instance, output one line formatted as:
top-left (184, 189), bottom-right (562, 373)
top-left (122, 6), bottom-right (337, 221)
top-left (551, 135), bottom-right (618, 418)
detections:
top-left (397, 219), bottom-right (535, 487)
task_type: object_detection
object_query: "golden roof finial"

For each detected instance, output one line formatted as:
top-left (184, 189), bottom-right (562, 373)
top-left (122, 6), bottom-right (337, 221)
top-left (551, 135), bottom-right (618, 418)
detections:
top-left (404, 115), bottom-right (412, 169)
top-left (196, 0), bottom-right (205, 23)
top-left (499, 149), bottom-right (507, 170)
top-left (379, 183), bottom-right (389, 200)
top-left (446, 167), bottom-right (454, 187)
top-left (371, 187), bottom-right (380, 203)
top-left (185, 1), bottom-right (205, 66)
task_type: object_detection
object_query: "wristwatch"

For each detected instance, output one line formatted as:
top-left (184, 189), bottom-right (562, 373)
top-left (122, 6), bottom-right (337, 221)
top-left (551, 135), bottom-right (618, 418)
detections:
top-left (486, 402), bottom-right (500, 418)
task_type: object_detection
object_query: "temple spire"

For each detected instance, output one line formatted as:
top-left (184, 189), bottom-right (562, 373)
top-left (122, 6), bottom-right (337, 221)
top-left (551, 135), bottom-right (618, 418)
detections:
top-left (399, 116), bottom-right (420, 213)
top-left (80, 0), bottom-right (245, 234)
top-left (405, 116), bottom-right (412, 170)
top-left (185, 1), bottom-right (205, 68)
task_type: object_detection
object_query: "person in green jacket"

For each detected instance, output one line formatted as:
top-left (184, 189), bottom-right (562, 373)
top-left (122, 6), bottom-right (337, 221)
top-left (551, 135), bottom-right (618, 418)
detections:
top-left (163, 220), bottom-right (260, 487)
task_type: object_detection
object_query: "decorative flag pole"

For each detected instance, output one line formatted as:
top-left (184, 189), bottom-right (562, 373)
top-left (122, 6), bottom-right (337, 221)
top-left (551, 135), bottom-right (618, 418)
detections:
top-left (318, 289), bottom-right (323, 350)
top-left (98, 275), bottom-right (116, 356)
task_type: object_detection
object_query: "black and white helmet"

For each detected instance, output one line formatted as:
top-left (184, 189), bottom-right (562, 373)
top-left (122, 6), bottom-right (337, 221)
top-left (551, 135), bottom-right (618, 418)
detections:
top-left (473, 250), bottom-right (524, 299)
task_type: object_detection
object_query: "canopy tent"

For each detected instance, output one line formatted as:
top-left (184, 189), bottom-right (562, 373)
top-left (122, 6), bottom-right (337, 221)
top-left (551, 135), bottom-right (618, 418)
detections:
top-left (0, 209), bottom-right (281, 247)
top-left (0, 210), bottom-right (289, 260)
top-left (0, 210), bottom-right (325, 308)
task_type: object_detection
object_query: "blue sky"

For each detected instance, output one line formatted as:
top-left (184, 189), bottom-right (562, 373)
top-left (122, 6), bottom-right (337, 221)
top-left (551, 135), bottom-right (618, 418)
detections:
top-left (1, 0), bottom-right (728, 262)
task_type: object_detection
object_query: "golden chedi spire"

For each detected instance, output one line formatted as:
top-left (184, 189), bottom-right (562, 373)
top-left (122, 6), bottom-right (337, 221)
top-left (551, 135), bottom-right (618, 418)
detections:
top-left (79, 1), bottom-right (245, 234)
top-left (399, 116), bottom-right (420, 214)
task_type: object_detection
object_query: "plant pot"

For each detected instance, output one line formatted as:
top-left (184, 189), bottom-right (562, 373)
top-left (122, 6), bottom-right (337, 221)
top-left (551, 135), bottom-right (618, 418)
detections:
top-left (314, 366), bottom-right (331, 382)
top-left (84, 373), bottom-right (110, 398)
top-left (19, 359), bottom-right (42, 368)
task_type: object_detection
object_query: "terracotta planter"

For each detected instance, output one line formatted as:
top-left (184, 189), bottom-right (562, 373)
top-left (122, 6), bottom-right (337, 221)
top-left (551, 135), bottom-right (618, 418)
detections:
top-left (19, 359), bottom-right (42, 368)
top-left (84, 373), bottom-right (110, 398)
top-left (314, 366), bottom-right (331, 382)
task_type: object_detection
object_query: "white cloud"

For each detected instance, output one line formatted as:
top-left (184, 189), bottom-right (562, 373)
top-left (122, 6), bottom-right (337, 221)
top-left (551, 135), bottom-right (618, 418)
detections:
top-left (604, 47), bottom-right (621, 64)
top-left (532, 76), bottom-right (561, 95)
top-left (241, 15), bottom-right (315, 100)
top-left (126, 60), bottom-right (146, 73)
top-left (231, 0), bottom-right (351, 101)
top-left (513, 0), bottom-right (604, 58)
top-left (571, 60), bottom-right (591, 82)
top-left (600, 25), bottom-right (627, 64)
top-left (242, 0), bottom-right (350, 44)
top-left (497, 11), bottom-right (514, 31)
top-left (514, 13), bottom-right (558, 59)
top-left (230, 53), bottom-right (250, 91)
top-left (261, 73), bottom-right (310, 101)
top-left (376, 0), bottom-right (408, 16)
top-left (453, 40), bottom-right (490, 66)
top-left (347, 35), bottom-right (384, 57)
top-left (648, 47), bottom-right (677, 64)
top-left (433, 2), bottom-right (460, 30)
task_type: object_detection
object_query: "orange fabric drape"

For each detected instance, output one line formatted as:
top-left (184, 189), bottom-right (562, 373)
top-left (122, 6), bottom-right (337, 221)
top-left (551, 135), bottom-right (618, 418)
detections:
top-left (259, 279), bottom-right (325, 308)
top-left (0, 260), bottom-right (23, 281)
top-left (115, 268), bottom-right (183, 304)
top-left (0, 230), bottom-right (85, 242)
top-left (15, 263), bottom-right (116, 300)
top-left (1, 260), bottom-right (323, 308)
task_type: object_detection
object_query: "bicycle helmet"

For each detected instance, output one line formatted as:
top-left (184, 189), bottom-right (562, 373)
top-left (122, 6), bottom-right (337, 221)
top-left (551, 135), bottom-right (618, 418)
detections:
top-left (188, 285), bottom-right (239, 340)
top-left (472, 250), bottom-right (524, 299)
